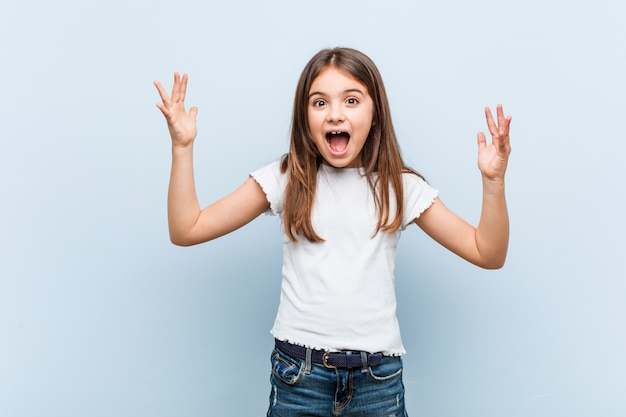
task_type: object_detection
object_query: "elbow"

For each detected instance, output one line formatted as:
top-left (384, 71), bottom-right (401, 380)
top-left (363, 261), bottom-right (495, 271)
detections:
top-left (170, 237), bottom-right (192, 247)
top-left (171, 239), bottom-right (194, 247)
top-left (482, 262), bottom-right (505, 270)
top-left (479, 254), bottom-right (507, 270)
top-left (169, 232), bottom-right (197, 247)
top-left (169, 230), bottom-right (215, 246)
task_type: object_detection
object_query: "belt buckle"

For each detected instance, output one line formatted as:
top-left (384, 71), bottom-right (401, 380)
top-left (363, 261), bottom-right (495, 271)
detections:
top-left (322, 352), bottom-right (336, 369)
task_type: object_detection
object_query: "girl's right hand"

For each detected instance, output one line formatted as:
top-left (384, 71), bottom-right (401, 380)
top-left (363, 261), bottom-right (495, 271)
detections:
top-left (154, 73), bottom-right (198, 148)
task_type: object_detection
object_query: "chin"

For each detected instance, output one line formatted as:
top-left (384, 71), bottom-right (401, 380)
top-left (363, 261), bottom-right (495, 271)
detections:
top-left (324, 157), bottom-right (359, 168)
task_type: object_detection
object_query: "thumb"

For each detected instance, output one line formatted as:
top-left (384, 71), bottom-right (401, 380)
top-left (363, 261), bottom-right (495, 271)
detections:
top-left (477, 131), bottom-right (487, 152)
top-left (189, 106), bottom-right (199, 120)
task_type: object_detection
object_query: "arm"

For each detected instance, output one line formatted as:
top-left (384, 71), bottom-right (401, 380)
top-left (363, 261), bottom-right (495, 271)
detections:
top-left (415, 104), bottom-right (512, 269)
top-left (155, 73), bottom-right (269, 246)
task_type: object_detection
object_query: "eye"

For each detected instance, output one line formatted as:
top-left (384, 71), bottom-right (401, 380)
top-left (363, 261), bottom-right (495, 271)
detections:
top-left (312, 99), bottom-right (326, 107)
top-left (346, 97), bottom-right (359, 105)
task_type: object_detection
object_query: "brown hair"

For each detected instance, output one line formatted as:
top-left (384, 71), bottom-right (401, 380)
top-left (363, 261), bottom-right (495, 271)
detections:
top-left (281, 47), bottom-right (421, 242)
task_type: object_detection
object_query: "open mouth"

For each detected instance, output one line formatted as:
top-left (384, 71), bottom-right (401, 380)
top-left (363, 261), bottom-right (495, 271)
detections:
top-left (325, 131), bottom-right (350, 154)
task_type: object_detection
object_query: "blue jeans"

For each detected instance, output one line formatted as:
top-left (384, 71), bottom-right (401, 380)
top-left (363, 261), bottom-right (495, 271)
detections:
top-left (267, 346), bottom-right (408, 417)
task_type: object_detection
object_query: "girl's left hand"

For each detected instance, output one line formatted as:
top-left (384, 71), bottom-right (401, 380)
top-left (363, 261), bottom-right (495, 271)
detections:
top-left (477, 104), bottom-right (512, 180)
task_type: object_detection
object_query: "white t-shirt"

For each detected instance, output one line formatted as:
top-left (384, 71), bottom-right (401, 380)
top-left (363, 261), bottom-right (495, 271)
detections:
top-left (250, 160), bottom-right (438, 355)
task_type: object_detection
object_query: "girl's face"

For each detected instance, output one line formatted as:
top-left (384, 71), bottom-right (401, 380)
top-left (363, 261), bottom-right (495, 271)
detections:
top-left (307, 67), bottom-right (374, 168)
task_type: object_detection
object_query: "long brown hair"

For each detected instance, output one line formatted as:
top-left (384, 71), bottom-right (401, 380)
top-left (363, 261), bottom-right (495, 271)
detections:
top-left (281, 47), bottom-right (421, 242)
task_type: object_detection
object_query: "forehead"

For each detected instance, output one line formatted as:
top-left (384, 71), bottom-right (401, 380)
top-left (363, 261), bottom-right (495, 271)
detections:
top-left (309, 67), bottom-right (368, 94)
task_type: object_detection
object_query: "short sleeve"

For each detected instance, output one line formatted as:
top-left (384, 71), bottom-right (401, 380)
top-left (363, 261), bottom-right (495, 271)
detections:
top-left (250, 160), bottom-right (287, 216)
top-left (402, 173), bottom-right (438, 228)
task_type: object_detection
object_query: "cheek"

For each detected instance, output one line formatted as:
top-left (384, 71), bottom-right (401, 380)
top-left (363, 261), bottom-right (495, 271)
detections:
top-left (307, 113), bottom-right (324, 132)
top-left (306, 110), bottom-right (314, 127)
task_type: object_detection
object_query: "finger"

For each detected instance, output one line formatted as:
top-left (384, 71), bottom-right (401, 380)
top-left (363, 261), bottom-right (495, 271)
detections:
top-left (496, 104), bottom-right (505, 127)
top-left (497, 125), bottom-right (512, 154)
top-left (484, 107), bottom-right (498, 137)
top-left (154, 80), bottom-right (171, 104)
top-left (189, 106), bottom-right (199, 120)
top-left (171, 72), bottom-right (182, 102)
top-left (496, 118), bottom-right (512, 145)
top-left (180, 73), bottom-right (189, 103)
top-left (502, 114), bottom-right (513, 135)
top-left (497, 104), bottom-right (513, 136)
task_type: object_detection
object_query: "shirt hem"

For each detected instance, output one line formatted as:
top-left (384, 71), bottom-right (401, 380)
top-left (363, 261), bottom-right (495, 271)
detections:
top-left (271, 331), bottom-right (406, 357)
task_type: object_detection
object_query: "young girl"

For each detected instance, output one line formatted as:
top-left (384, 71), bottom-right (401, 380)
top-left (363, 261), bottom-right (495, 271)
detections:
top-left (154, 47), bottom-right (511, 417)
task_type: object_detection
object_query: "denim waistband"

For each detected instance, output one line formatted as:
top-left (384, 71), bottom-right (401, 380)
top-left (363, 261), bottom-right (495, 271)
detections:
top-left (274, 339), bottom-right (383, 369)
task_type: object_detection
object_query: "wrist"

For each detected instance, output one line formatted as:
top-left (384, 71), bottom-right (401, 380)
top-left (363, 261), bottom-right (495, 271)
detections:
top-left (482, 175), bottom-right (505, 193)
top-left (171, 142), bottom-right (194, 155)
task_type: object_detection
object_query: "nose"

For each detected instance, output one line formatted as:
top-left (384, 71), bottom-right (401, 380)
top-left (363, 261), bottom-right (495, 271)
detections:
top-left (326, 103), bottom-right (345, 123)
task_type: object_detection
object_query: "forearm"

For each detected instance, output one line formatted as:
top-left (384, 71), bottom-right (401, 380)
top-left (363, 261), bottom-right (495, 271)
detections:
top-left (167, 145), bottom-right (201, 245)
top-left (475, 176), bottom-right (510, 268)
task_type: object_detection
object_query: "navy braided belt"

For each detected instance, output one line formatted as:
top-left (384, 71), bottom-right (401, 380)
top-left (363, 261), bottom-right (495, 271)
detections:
top-left (275, 339), bottom-right (383, 369)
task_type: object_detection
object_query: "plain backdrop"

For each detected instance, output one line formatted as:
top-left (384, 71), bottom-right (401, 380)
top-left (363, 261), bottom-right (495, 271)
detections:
top-left (1, 0), bottom-right (625, 416)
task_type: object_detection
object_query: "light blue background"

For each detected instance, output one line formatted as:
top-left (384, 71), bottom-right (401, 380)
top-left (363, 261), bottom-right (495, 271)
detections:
top-left (1, 0), bottom-right (624, 416)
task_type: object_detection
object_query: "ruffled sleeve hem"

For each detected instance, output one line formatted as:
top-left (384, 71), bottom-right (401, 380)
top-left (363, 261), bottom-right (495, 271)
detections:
top-left (249, 160), bottom-right (286, 216)
top-left (401, 173), bottom-right (439, 229)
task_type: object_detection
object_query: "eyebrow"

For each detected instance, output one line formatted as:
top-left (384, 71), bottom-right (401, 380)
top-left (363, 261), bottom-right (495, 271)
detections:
top-left (308, 88), bottom-right (365, 98)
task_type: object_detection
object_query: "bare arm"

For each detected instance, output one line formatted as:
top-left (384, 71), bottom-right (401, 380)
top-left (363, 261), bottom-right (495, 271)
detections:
top-left (155, 73), bottom-right (269, 246)
top-left (415, 105), bottom-right (512, 269)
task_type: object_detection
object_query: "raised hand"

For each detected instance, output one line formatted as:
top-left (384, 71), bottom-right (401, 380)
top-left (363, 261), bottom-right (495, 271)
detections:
top-left (477, 104), bottom-right (512, 180)
top-left (154, 73), bottom-right (198, 148)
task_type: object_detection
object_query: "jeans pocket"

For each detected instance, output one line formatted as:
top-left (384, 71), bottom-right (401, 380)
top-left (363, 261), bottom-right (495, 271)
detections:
top-left (367, 356), bottom-right (403, 382)
top-left (271, 348), bottom-right (304, 385)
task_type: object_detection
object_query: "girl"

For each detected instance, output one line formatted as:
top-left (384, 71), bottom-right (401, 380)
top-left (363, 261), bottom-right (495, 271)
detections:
top-left (154, 47), bottom-right (511, 417)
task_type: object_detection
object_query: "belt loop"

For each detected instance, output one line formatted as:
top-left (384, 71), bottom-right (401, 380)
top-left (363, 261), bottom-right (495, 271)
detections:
top-left (304, 348), bottom-right (312, 374)
top-left (345, 351), bottom-right (352, 369)
top-left (360, 351), bottom-right (368, 373)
